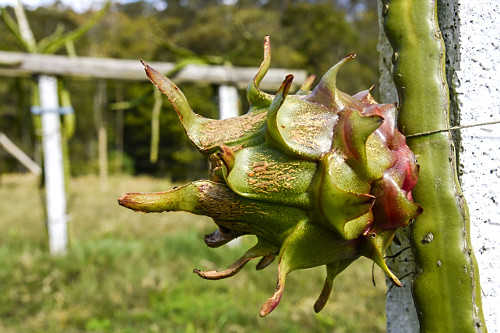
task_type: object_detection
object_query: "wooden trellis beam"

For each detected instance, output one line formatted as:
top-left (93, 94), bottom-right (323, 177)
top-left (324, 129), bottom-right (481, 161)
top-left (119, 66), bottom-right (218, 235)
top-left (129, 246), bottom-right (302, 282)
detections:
top-left (0, 132), bottom-right (41, 175)
top-left (0, 51), bottom-right (308, 90)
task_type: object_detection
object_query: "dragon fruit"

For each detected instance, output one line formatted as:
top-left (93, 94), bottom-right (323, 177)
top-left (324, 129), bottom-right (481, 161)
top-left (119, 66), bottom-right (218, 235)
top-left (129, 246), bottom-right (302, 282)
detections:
top-left (118, 36), bottom-right (422, 316)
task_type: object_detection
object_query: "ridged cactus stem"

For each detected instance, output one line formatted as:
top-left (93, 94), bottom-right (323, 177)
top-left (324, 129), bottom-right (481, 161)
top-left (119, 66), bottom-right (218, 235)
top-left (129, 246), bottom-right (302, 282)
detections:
top-left (382, 0), bottom-right (486, 331)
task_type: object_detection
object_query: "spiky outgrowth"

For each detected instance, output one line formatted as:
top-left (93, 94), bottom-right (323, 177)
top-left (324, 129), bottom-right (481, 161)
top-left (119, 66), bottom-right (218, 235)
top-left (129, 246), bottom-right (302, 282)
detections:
top-left (119, 37), bottom-right (422, 316)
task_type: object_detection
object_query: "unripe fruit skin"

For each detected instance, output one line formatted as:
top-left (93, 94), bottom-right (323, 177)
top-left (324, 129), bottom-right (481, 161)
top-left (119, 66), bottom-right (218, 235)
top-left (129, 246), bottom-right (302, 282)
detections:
top-left (119, 37), bottom-right (422, 316)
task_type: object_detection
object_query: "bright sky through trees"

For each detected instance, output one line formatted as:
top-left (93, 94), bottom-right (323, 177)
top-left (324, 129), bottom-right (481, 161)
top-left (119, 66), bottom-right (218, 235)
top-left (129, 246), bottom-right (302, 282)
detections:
top-left (0, 0), bottom-right (166, 12)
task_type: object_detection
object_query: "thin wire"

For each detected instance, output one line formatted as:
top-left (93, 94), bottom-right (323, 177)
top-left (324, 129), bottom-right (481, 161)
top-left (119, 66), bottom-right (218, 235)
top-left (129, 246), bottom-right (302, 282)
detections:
top-left (406, 120), bottom-right (500, 138)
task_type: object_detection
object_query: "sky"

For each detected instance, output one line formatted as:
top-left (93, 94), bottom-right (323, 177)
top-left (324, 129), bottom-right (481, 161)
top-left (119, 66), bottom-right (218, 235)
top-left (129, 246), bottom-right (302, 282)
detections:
top-left (0, 0), bottom-right (165, 12)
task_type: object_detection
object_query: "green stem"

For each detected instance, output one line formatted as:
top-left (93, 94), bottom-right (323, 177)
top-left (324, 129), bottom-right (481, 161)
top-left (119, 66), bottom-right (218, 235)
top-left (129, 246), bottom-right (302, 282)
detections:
top-left (382, 0), bottom-right (486, 331)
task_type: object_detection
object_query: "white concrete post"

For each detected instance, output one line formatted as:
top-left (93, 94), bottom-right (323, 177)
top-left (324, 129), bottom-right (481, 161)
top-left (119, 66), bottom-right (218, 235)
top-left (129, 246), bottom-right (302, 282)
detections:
top-left (457, 1), bottom-right (500, 330)
top-left (218, 85), bottom-right (239, 120)
top-left (218, 84), bottom-right (241, 247)
top-left (39, 75), bottom-right (68, 255)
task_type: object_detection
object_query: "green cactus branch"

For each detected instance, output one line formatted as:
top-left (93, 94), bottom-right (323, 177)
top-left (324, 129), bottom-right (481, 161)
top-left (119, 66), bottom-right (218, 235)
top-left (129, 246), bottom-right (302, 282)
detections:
top-left (382, 0), bottom-right (486, 331)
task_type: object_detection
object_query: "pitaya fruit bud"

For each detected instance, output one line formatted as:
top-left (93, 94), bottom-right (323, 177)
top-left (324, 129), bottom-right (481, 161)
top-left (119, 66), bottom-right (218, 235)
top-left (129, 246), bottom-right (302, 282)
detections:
top-left (119, 36), bottom-right (422, 316)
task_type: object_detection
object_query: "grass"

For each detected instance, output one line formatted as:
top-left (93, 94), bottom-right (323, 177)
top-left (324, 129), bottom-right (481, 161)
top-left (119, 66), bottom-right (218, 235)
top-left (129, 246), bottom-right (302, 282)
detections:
top-left (0, 174), bottom-right (387, 332)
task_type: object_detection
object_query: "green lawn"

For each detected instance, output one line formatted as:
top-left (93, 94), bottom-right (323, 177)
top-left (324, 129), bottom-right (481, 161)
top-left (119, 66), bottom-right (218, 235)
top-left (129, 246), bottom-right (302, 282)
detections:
top-left (0, 174), bottom-right (387, 332)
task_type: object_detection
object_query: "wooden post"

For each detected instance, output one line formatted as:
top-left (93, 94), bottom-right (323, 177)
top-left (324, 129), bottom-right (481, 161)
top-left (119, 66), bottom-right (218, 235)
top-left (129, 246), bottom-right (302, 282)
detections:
top-left (93, 80), bottom-right (108, 189)
top-left (150, 89), bottom-right (163, 163)
top-left (38, 75), bottom-right (68, 255)
top-left (114, 84), bottom-right (124, 173)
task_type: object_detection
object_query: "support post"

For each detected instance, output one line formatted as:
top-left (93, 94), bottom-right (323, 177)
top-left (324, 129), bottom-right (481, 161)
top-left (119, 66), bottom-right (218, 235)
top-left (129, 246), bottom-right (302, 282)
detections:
top-left (218, 85), bottom-right (239, 120)
top-left (0, 132), bottom-right (42, 175)
top-left (457, 1), bottom-right (500, 329)
top-left (218, 84), bottom-right (241, 247)
top-left (38, 75), bottom-right (68, 255)
top-left (94, 80), bottom-right (108, 189)
top-left (115, 84), bottom-right (124, 173)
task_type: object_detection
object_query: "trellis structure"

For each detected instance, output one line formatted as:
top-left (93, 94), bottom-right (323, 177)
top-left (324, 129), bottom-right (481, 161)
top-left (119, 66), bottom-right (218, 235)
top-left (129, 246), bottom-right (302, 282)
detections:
top-left (0, 51), bottom-right (307, 90)
top-left (0, 50), bottom-right (308, 255)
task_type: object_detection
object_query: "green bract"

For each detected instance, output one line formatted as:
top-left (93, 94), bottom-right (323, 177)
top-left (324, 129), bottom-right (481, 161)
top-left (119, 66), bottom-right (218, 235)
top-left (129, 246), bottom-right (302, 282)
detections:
top-left (119, 37), bottom-right (422, 316)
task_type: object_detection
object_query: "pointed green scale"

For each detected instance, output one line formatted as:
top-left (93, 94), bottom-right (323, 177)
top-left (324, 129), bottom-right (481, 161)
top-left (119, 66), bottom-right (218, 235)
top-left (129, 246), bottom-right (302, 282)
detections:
top-left (119, 180), bottom-right (306, 246)
top-left (332, 108), bottom-right (388, 181)
top-left (359, 230), bottom-right (402, 287)
top-left (143, 61), bottom-right (268, 154)
top-left (267, 96), bottom-right (339, 160)
top-left (370, 174), bottom-right (423, 230)
top-left (196, 110), bottom-right (268, 152)
top-left (313, 153), bottom-right (375, 239)
top-left (304, 54), bottom-right (358, 111)
top-left (265, 73), bottom-right (339, 161)
top-left (278, 220), bottom-right (359, 273)
top-left (325, 151), bottom-right (371, 194)
top-left (246, 35), bottom-right (273, 109)
top-left (264, 54), bottom-right (362, 161)
top-left (314, 259), bottom-right (356, 313)
top-left (226, 145), bottom-right (316, 208)
top-left (260, 220), bottom-right (359, 316)
top-left (194, 237), bottom-right (279, 280)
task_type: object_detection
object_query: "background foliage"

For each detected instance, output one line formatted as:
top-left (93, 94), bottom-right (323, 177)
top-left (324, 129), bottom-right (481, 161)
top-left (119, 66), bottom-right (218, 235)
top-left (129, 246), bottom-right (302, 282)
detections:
top-left (0, 1), bottom-right (386, 331)
top-left (0, 0), bottom-right (378, 179)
